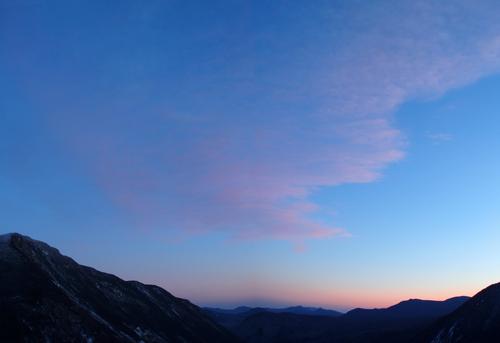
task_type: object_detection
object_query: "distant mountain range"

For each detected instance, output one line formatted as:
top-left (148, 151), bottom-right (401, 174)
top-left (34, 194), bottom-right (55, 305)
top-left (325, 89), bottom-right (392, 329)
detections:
top-left (204, 306), bottom-right (342, 331)
top-left (205, 296), bottom-right (471, 342)
top-left (0, 233), bottom-right (237, 342)
top-left (206, 306), bottom-right (343, 317)
top-left (2, 232), bottom-right (500, 342)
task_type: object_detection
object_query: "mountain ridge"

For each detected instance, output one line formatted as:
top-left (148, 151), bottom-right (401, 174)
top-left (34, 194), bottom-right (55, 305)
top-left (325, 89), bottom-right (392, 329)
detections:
top-left (205, 305), bottom-right (343, 316)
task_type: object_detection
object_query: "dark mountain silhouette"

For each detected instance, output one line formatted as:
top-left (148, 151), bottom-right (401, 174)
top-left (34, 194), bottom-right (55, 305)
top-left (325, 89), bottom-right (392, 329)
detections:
top-left (418, 282), bottom-right (500, 342)
top-left (235, 312), bottom-right (336, 343)
top-left (271, 306), bottom-right (343, 317)
top-left (207, 306), bottom-right (255, 315)
top-left (341, 297), bottom-right (471, 331)
top-left (205, 305), bottom-right (342, 330)
top-left (346, 297), bottom-right (470, 320)
top-left (205, 307), bottom-right (267, 330)
top-left (206, 305), bottom-right (342, 317)
top-left (222, 296), bottom-right (469, 343)
top-left (0, 233), bottom-right (238, 343)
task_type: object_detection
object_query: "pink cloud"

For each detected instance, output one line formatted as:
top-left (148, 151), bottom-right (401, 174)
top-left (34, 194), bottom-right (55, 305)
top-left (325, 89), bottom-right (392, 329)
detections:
top-left (63, 113), bottom-right (402, 245)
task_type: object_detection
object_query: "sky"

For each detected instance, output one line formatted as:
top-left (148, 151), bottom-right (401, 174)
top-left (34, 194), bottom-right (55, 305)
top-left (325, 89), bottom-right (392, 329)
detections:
top-left (2, 0), bottom-right (500, 311)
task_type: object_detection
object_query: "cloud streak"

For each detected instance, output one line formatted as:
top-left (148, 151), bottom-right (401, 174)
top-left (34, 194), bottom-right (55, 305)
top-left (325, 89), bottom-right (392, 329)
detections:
top-left (7, 0), bottom-right (500, 245)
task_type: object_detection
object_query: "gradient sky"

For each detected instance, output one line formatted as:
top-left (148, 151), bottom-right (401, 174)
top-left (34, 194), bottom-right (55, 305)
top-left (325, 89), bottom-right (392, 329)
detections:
top-left (2, 0), bottom-right (500, 311)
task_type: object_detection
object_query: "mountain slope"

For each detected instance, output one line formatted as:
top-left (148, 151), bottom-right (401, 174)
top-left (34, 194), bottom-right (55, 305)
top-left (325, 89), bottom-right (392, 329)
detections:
top-left (0, 233), bottom-right (237, 343)
top-left (419, 283), bottom-right (500, 342)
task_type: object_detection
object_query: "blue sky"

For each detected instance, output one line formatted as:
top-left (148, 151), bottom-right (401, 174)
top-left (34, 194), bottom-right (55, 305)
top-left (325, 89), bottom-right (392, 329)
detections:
top-left (2, 0), bottom-right (500, 310)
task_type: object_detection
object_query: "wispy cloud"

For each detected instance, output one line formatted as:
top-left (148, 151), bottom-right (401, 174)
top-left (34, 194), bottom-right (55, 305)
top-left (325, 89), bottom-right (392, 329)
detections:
top-left (428, 132), bottom-right (454, 144)
top-left (7, 1), bottom-right (500, 246)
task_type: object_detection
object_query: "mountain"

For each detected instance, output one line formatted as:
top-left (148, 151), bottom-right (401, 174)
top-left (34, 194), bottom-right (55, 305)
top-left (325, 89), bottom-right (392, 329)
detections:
top-left (234, 312), bottom-right (336, 343)
top-left (204, 306), bottom-right (342, 331)
top-left (270, 306), bottom-right (343, 317)
top-left (227, 296), bottom-right (469, 343)
top-left (342, 297), bottom-right (471, 328)
top-left (206, 306), bottom-right (254, 315)
top-left (0, 233), bottom-right (238, 343)
top-left (205, 307), bottom-right (265, 330)
top-left (419, 282), bottom-right (500, 342)
top-left (347, 297), bottom-right (470, 319)
top-left (206, 305), bottom-right (342, 317)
